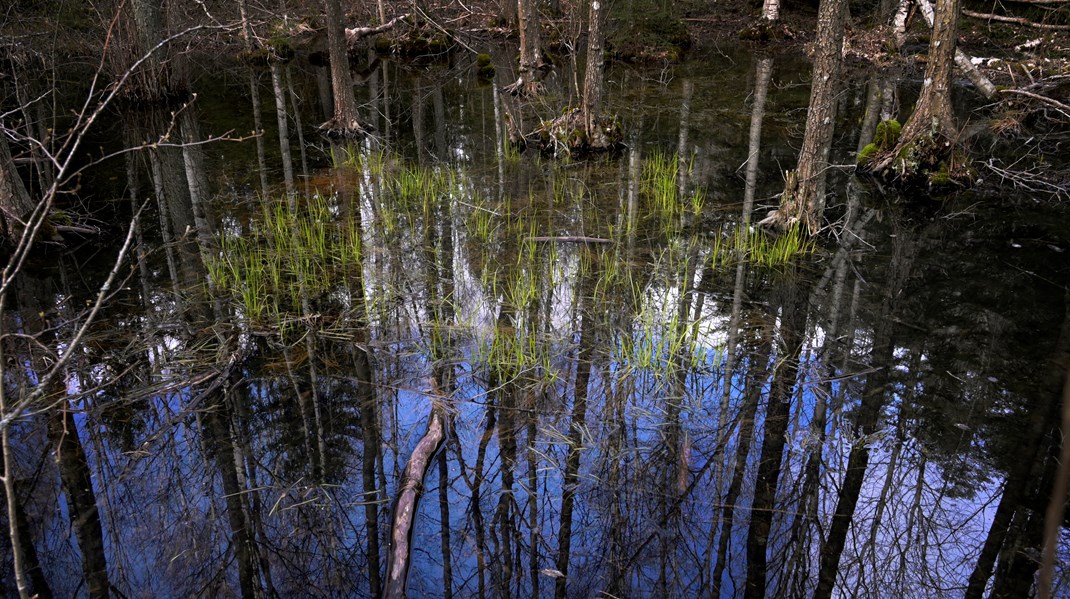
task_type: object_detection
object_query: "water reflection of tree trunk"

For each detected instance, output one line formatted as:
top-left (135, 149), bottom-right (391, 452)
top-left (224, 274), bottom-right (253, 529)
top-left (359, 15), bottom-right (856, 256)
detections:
top-left (745, 273), bottom-right (810, 598)
top-left (13, 273), bottom-right (111, 598)
top-left (201, 387), bottom-right (258, 599)
top-left (965, 298), bottom-right (1069, 599)
top-left (712, 313), bottom-right (774, 597)
top-left (470, 401), bottom-right (496, 599)
top-left (813, 224), bottom-right (918, 599)
top-left (269, 61), bottom-right (296, 198)
top-left (353, 278), bottom-right (382, 598)
top-left (555, 255), bottom-right (595, 599)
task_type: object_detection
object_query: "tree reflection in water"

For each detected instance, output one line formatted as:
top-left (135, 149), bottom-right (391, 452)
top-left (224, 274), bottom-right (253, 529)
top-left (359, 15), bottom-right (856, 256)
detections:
top-left (2, 47), bottom-right (1068, 599)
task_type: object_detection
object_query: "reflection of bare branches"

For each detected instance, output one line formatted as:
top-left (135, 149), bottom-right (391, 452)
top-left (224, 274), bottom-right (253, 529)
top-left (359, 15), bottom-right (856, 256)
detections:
top-left (981, 157), bottom-right (1070, 200)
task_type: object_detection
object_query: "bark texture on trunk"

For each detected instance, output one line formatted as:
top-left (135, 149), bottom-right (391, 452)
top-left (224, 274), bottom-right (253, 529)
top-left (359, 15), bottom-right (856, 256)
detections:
top-left (506, 0), bottom-right (544, 96)
top-left (874, 0), bottom-right (960, 175)
top-left (322, 0), bottom-right (364, 138)
top-left (764, 0), bottom-right (847, 233)
top-left (0, 135), bottom-right (35, 243)
top-left (582, 0), bottom-right (608, 148)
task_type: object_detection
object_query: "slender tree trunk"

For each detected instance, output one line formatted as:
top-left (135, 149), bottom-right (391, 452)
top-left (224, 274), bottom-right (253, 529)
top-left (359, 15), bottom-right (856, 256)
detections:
top-left (582, 0), bottom-right (609, 147)
top-left (507, 0), bottom-right (544, 95)
top-left (269, 62), bottom-right (296, 198)
top-left (766, 0), bottom-right (848, 233)
top-left (742, 58), bottom-right (773, 229)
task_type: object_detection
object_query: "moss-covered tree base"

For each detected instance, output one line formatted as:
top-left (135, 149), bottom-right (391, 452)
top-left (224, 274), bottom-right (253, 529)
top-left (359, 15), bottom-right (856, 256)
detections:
top-left (858, 121), bottom-right (974, 192)
top-left (527, 108), bottom-right (623, 158)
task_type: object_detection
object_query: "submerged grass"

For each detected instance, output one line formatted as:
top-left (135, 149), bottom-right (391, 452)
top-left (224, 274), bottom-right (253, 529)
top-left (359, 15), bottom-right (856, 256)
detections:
top-left (206, 193), bottom-right (363, 329)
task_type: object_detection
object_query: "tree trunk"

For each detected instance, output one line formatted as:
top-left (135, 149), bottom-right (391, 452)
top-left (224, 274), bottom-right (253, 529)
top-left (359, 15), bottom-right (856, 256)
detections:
top-left (766, 0), bottom-right (848, 233)
top-left (507, 0), bottom-right (544, 96)
top-left (582, 0), bottom-right (609, 148)
top-left (0, 134), bottom-right (35, 243)
top-left (875, 0), bottom-right (959, 173)
top-left (322, 0), bottom-right (364, 137)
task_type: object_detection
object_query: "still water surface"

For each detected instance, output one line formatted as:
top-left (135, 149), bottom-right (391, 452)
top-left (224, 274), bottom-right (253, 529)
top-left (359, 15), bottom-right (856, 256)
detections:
top-left (7, 43), bottom-right (1070, 598)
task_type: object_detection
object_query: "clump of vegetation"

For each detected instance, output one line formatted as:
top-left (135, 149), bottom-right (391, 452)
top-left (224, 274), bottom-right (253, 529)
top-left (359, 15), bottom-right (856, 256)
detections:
top-left (857, 119), bottom-right (901, 166)
top-left (475, 52), bottom-right (495, 82)
top-left (394, 26), bottom-right (451, 58)
top-left (703, 223), bottom-right (815, 271)
top-left (205, 194), bottom-right (363, 329)
top-left (530, 108), bottom-right (623, 157)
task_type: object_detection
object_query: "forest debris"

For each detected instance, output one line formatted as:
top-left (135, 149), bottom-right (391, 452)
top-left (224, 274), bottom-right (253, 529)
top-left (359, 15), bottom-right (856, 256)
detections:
top-left (345, 13), bottom-right (411, 46)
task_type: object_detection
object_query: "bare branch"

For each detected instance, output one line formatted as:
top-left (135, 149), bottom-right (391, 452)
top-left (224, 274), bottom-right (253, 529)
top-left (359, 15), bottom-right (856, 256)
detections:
top-left (963, 9), bottom-right (1070, 30)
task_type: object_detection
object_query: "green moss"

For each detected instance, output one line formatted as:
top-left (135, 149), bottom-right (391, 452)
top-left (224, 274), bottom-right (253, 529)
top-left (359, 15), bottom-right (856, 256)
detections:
top-left (267, 36), bottom-right (295, 62)
top-left (857, 143), bottom-right (878, 166)
top-left (928, 162), bottom-right (951, 186)
top-left (874, 119), bottom-right (901, 149)
top-left (374, 37), bottom-right (393, 54)
top-left (477, 64), bottom-right (496, 81)
top-left (476, 53), bottom-right (492, 66)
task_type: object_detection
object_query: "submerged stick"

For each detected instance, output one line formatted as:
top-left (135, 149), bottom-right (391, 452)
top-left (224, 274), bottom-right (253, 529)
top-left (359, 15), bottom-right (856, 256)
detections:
top-left (527, 236), bottom-right (612, 244)
top-left (382, 401), bottom-right (447, 599)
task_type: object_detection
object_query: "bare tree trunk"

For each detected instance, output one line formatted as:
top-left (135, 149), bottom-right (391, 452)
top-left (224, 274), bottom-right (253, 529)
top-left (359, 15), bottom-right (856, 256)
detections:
top-left (762, 0), bottom-right (782, 21)
top-left (506, 0), bottom-right (545, 96)
top-left (765, 0), bottom-right (848, 233)
top-left (0, 134), bottom-right (36, 242)
top-left (915, 0), bottom-right (996, 98)
top-left (269, 62), bottom-right (296, 198)
top-left (742, 58), bottom-right (773, 229)
top-left (322, 0), bottom-right (364, 137)
top-left (582, 0), bottom-right (608, 147)
top-left (876, 0), bottom-right (959, 172)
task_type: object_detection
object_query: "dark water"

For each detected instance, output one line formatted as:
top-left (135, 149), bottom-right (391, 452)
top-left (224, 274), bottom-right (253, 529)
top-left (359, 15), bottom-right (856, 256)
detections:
top-left (4, 43), bottom-right (1070, 599)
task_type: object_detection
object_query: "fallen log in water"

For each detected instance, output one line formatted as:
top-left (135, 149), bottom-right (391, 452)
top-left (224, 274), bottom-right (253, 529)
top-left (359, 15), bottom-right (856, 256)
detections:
top-left (382, 401), bottom-right (447, 599)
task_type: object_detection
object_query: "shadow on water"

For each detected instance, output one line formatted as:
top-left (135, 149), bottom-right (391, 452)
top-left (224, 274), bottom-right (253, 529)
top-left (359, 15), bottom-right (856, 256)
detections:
top-left (5, 42), bottom-right (1070, 598)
